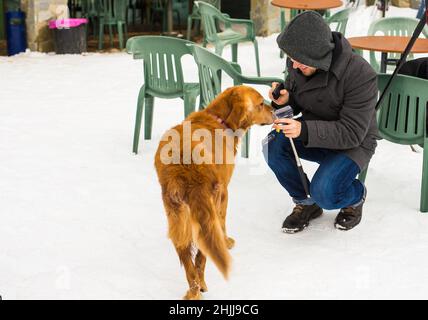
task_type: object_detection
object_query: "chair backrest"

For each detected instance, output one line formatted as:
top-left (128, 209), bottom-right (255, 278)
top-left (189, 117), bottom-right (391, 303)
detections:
top-left (152, 0), bottom-right (164, 10)
top-left (191, 0), bottom-right (221, 13)
top-left (368, 17), bottom-right (428, 71)
top-left (99, 0), bottom-right (127, 21)
top-left (195, 1), bottom-right (224, 42)
top-left (326, 8), bottom-right (352, 35)
top-left (81, 0), bottom-right (98, 17)
top-left (189, 44), bottom-right (243, 107)
top-left (377, 74), bottom-right (428, 145)
top-left (126, 36), bottom-right (194, 95)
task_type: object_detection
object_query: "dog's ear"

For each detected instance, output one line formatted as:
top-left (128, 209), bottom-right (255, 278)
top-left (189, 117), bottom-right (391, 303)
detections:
top-left (225, 90), bottom-right (252, 131)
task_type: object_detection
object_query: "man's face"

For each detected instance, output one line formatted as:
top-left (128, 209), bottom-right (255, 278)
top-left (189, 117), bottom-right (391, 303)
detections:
top-left (290, 58), bottom-right (317, 77)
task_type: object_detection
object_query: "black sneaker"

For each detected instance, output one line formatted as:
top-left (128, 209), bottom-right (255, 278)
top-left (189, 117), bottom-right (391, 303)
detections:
top-left (282, 203), bottom-right (323, 234)
top-left (335, 187), bottom-right (366, 231)
top-left (334, 203), bottom-right (363, 231)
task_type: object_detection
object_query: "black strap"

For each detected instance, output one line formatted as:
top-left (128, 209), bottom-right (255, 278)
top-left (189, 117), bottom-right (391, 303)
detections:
top-left (375, 7), bottom-right (428, 111)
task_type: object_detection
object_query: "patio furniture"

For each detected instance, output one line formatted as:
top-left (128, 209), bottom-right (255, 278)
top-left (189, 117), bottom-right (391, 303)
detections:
top-left (367, 17), bottom-right (428, 72)
top-left (326, 7), bottom-right (352, 35)
top-left (187, 0), bottom-right (221, 42)
top-left (81, 0), bottom-right (99, 37)
top-left (358, 74), bottom-right (428, 212)
top-left (98, 0), bottom-right (128, 50)
top-left (150, 0), bottom-right (182, 33)
top-left (126, 36), bottom-right (200, 154)
top-left (188, 44), bottom-right (283, 158)
top-left (348, 35), bottom-right (428, 74)
top-left (195, 1), bottom-right (261, 77)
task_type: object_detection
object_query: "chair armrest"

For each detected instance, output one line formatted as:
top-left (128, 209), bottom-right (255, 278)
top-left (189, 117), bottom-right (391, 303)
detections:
top-left (223, 17), bottom-right (255, 39)
top-left (240, 76), bottom-right (284, 87)
top-left (230, 62), bottom-right (242, 74)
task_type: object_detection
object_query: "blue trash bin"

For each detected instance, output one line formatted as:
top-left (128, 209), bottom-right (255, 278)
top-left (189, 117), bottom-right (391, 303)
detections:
top-left (6, 10), bottom-right (27, 56)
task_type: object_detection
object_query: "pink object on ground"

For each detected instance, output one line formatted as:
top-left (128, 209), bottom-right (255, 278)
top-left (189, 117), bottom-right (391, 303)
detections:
top-left (49, 18), bottom-right (88, 30)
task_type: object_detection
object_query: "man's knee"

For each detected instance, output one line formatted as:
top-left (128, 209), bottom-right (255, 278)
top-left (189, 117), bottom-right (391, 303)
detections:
top-left (262, 133), bottom-right (292, 170)
top-left (310, 177), bottom-right (341, 210)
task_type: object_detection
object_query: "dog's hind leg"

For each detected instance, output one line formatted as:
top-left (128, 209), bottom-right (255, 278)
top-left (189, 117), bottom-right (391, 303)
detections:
top-left (219, 188), bottom-right (235, 249)
top-left (175, 245), bottom-right (202, 300)
top-left (162, 190), bottom-right (201, 300)
top-left (195, 250), bottom-right (208, 292)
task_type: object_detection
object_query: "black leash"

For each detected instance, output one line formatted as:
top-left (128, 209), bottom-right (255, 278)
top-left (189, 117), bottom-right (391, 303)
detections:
top-left (375, 6), bottom-right (428, 111)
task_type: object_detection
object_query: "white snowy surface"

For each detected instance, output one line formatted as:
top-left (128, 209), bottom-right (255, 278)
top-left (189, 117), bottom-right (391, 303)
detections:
top-left (1, 5), bottom-right (428, 300)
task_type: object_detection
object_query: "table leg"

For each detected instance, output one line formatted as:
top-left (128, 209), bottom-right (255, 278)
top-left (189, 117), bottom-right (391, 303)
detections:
top-left (167, 0), bottom-right (173, 33)
top-left (382, 0), bottom-right (386, 17)
top-left (380, 52), bottom-right (387, 73)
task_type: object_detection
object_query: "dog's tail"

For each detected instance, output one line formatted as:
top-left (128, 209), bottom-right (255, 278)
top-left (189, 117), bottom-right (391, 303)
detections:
top-left (188, 188), bottom-right (231, 279)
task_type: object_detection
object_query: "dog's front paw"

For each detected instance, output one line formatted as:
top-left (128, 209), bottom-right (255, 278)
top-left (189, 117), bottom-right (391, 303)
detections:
top-left (226, 237), bottom-right (235, 249)
top-left (199, 280), bottom-right (208, 292)
top-left (183, 289), bottom-right (202, 300)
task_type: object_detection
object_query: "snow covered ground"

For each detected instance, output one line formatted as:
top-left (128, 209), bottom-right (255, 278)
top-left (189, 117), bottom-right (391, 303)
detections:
top-left (1, 5), bottom-right (428, 300)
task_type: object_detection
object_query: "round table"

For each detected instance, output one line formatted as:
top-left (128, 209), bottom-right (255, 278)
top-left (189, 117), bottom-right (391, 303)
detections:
top-left (348, 36), bottom-right (428, 73)
top-left (271, 0), bottom-right (343, 10)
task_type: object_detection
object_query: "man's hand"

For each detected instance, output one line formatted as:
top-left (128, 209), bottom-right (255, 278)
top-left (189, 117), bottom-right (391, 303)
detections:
top-left (273, 118), bottom-right (301, 138)
top-left (269, 82), bottom-right (289, 105)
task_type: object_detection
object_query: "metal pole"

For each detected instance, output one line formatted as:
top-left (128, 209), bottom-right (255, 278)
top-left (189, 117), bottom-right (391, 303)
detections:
top-left (289, 137), bottom-right (310, 197)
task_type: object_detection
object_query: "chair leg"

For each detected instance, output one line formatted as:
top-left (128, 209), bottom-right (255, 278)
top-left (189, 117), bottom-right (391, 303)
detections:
top-left (187, 16), bottom-right (193, 40)
top-left (98, 20), bottom-right (104, 50)
top-left (118, 22), bottom-right (124, 50)
top-left (108, 24), bottom-right (114, 47)
top-left (91, 17), bottom-right (97, 38)
top-left (358, 166), bottom-right (368, 184)
top-left (133, 86), bottom-right (146, 154)
top-left (124, 23), bottom-right (128, 43)
top-left (231, 43), bottom-right (238, 63)
top-left (420, 139), bottom-right (428, 212)
top-left (253, 40), bottom-right (261, 77)
top-left (144, 96), bottom-right (155, 140)
top-left (241, 129), bottom-right (250, 158)
top-left (175, 11), bottom-right (181, 34)
top-left (183, 91), bottom-right (198, 118)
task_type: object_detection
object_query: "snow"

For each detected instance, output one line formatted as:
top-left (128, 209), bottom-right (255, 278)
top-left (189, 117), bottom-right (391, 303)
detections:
top-left (1, 5), bottom-right (428, 300)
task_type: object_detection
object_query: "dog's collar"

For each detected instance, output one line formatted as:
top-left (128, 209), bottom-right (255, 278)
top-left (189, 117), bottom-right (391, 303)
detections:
top-left (206, 110), bottom-right (245, 138)
top-left (206, 111), bottom-right (230, 130)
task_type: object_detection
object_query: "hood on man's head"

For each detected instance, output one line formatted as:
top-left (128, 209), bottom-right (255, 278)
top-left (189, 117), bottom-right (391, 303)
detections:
top-left (276, 11), bottom-right (335, 71)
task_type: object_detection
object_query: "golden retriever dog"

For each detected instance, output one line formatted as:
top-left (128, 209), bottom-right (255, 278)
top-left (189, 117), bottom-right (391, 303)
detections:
top-left (154, 85), bottom-right (274, 300)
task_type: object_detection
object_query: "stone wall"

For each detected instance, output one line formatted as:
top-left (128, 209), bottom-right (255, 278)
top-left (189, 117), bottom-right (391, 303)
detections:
top-left (21, 0), bottom-right (69, 52)
top-left (251, 0), bottom-right (283, 36)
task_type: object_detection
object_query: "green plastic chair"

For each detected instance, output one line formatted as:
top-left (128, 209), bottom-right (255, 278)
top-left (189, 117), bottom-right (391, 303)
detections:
top-left (359, 74), bottom-right (428, 212)
top-left (326, 8), bottom-right (352, 35)
top-left (187, 0), bottom-right (221, 42)
top-left (98, 0), bottom-right (128, 50)
top-left (126, 36), bottom-right (200, 154)
top-left (150, 0), bottom-right (182, 33)
top-left (195, 1), bottom-right (261, 77)
top-left (81, 0), bottom-right (99, 37)
top-left (367, 17), bottom-right (428, 72)
top-left (188, 44), bottom-right (283, 158)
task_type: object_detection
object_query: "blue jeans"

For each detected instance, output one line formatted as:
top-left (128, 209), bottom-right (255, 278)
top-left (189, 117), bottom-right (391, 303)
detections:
top-left (263, 131), bottom-right (365, 210)
top-left (417, 0), bottom-right (425, 19)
